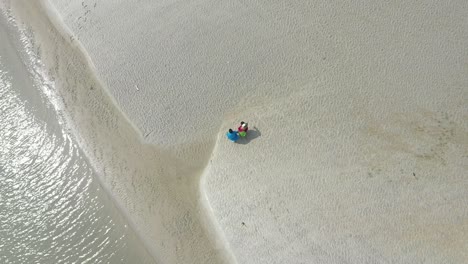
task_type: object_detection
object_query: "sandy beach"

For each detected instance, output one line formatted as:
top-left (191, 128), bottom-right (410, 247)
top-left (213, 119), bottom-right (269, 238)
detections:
top-left (3, 0), bottom-right (467, 263)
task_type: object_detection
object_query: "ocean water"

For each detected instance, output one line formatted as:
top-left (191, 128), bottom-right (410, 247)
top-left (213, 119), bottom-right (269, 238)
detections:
top-left (0, 10), bottom-right (154, 264)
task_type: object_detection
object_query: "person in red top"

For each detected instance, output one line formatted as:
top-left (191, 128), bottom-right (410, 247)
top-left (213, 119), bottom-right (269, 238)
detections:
top-left (238, 121), bottom-right (248, 137)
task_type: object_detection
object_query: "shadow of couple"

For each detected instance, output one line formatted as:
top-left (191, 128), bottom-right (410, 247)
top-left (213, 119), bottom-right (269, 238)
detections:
top-left (236, 126), bottom-right (261, 145)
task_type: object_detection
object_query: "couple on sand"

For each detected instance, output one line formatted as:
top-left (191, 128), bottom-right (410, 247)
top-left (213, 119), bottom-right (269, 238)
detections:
top-left (226, 121), bottom-right (248, 142)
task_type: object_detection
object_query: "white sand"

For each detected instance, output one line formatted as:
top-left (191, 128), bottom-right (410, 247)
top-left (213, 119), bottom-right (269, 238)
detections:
top-left (4, 0), bottom-right (468, 263)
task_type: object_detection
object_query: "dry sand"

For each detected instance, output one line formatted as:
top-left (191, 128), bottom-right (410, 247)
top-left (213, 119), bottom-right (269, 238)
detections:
top-left (4, 0), bottom-right (468, 263)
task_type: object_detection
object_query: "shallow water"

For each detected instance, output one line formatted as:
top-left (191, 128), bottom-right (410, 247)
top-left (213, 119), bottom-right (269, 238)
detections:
top-left (0, 11), bottom-right (154, 264)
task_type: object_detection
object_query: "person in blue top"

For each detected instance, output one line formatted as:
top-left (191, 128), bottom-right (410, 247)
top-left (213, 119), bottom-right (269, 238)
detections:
top-left (226, 129), bottom-right (239, 142)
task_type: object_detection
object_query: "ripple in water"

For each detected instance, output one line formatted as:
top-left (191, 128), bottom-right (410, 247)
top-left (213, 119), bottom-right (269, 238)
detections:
top-left (0, 13), bottom-right (154, 264)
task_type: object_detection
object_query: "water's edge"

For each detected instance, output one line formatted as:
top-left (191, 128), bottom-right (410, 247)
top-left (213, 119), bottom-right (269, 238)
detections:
top-left (0, 11), bottom-right (155, 263)
top-left (2, 0), bottom-right (236, 263)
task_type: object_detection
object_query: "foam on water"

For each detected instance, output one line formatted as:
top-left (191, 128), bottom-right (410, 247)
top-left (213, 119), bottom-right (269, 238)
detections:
top-left (0, 11), bottom-right (154, 264)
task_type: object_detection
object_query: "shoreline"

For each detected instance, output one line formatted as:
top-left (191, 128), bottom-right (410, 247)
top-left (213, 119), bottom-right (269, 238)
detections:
top-left (3, 0), bottom-right (235, 263)
top-left (0, 10), bottom-right (154, 263)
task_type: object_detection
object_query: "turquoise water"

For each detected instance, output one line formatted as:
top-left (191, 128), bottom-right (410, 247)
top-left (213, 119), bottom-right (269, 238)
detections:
top-left (0, 12), bottom-right (154, 264)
